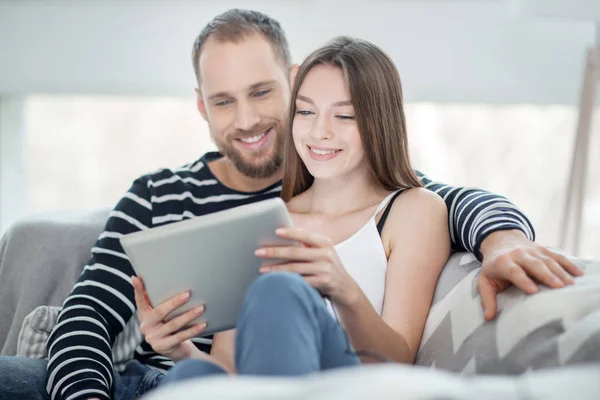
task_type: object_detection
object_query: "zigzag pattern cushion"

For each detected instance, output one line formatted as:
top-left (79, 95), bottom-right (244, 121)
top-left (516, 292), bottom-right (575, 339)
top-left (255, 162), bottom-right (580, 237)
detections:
top-left (416, 253), bottom-right (600, 373)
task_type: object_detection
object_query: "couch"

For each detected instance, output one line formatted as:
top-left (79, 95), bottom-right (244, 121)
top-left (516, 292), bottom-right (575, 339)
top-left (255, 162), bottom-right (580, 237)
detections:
top-left (1, 210), bottom-right (599, 399)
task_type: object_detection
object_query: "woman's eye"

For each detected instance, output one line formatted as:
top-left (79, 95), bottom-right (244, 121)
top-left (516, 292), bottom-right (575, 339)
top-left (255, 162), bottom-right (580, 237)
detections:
top-left (337, 115), bottom-right (355, 120)
top-left (296, 110), bottom-right (314, 116)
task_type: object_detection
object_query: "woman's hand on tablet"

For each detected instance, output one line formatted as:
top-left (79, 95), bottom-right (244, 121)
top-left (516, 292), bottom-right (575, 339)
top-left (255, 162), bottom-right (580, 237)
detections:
top-left (256, 228), bottom-right (361, 307)
top-left (132, 276), bottom-right (207, 362)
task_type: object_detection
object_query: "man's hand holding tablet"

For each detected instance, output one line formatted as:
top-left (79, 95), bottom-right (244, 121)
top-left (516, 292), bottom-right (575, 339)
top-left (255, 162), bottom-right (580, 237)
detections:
top-left (132, 276), bottom-right (204, 361)
top-left (132, 275), bottom-right (235, 371)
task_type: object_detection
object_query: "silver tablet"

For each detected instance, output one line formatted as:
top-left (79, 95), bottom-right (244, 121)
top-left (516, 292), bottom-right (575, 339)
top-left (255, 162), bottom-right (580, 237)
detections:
top-left (120, 197), bottom-right (296, 336)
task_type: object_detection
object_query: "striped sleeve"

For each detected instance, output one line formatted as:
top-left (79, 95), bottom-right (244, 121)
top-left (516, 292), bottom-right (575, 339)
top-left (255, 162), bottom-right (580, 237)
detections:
top-left (416, 171), bottom-right (535, 260)
top-left (46, 177), bottom-right (153, 400)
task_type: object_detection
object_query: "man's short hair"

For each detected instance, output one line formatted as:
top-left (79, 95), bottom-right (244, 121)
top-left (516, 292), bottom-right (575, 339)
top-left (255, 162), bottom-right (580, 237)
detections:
top-left (192, 9), bottom-right (292, 84)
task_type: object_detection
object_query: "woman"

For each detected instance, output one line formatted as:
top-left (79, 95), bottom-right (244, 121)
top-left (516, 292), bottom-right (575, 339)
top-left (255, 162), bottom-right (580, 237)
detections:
top-left (133, 36), bottom-right (450, 381)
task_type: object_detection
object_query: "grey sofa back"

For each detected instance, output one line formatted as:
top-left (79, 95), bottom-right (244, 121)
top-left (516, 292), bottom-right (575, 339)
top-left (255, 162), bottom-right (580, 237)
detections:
top-left (0, 209), bottom-right (110, 355)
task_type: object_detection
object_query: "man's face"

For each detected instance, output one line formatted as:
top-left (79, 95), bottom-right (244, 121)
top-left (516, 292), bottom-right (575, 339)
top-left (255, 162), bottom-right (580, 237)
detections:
top-left (197, 34), bottom-right (291, 179)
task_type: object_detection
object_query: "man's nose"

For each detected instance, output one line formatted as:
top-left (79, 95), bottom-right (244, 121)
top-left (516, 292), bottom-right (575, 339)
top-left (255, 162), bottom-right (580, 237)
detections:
top-left (234, 100), bottom-right (261, 131)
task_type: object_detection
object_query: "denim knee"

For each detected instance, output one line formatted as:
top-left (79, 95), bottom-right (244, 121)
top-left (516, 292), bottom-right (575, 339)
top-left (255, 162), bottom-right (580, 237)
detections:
top-left (0, 356), bottom-right (49, 400)
top-left (246, 272), bottom-right (313, 304)
top-left (160, 359), bottom-right (226, 387)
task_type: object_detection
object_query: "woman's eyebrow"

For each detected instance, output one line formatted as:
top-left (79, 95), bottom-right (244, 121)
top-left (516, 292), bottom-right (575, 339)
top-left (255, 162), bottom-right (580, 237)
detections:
top-left (296, 94), bottom-right (314, 104)
top-left (332, 100), bottom-right (352, 107)
top-left (296, 95), bottom-right (352, 107)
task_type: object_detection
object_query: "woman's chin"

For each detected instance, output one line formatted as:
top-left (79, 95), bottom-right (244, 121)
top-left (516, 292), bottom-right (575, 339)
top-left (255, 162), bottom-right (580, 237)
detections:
top-left (307, 169), bottom-right (343, 182)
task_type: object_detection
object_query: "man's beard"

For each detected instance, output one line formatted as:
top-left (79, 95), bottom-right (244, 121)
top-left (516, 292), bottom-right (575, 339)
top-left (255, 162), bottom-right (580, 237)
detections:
top-left (213, 123), bottom-right (284, 180)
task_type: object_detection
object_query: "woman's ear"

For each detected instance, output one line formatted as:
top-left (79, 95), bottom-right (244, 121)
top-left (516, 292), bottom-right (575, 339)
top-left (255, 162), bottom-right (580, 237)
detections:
top-left (289, 64), bottom-right (300, 89)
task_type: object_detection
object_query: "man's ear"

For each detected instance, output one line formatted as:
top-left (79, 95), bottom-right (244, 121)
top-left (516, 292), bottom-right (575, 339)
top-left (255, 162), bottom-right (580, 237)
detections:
top-left (195, 88), bottom-right (208, 121)
top-left (289, 64), bottom-right (300, 89)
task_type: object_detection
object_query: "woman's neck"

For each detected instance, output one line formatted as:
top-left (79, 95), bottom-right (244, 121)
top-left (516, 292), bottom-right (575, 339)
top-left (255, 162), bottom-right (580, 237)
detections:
top-left (302, 170), bottom-right (389, 216)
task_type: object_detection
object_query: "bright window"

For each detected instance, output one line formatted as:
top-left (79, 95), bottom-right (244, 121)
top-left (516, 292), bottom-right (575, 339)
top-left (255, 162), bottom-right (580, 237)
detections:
top-left (23, 96), bottom-right (600, 259)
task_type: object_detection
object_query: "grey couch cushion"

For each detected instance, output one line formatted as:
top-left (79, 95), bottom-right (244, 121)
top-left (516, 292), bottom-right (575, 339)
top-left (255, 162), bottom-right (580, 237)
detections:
top-left (0, 209), bottom-right (109, 355)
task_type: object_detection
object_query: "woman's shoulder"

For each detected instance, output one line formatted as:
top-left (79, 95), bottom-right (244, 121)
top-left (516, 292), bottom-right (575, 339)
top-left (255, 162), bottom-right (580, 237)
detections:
top-left (387, 187), bottom-right (447, 225)
top-left (382, 187), bottom-right (449, 255)
top-left (397, 187), bottom-right (446, 209)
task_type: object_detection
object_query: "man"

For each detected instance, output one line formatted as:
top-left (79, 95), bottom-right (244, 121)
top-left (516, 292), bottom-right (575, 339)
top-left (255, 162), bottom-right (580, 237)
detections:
top-left (0, 8), bottom-right (581, 400)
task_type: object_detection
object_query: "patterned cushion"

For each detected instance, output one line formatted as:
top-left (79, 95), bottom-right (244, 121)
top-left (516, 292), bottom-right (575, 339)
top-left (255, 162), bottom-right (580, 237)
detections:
top-left (416, 253), bottom-right (600, 373)
top-left (17, 305), bottom-right (142, 372)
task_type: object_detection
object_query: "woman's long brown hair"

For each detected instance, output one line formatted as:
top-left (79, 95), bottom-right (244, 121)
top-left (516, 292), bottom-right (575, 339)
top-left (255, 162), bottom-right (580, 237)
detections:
top-left (281, 36), bottom-right (422, 202)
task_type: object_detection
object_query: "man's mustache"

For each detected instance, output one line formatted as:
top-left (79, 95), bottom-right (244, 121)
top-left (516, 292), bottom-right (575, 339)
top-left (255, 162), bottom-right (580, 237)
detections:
top-left (234, 124), bottom-right (276, 139)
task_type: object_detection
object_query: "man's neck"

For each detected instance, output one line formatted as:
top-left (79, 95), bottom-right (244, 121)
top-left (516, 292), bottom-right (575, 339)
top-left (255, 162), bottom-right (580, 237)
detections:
top-left (207, 157), bottom-right (283, 193)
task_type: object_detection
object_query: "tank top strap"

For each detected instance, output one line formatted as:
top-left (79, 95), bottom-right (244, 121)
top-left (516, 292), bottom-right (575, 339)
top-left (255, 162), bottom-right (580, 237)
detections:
top-left (374, 189), bottom-right (404, 216)
top-left (375, 189), bottom-right (406, 235)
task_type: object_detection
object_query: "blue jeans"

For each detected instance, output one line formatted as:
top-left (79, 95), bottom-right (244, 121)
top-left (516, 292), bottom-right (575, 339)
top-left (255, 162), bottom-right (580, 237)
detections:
top-left (0, 356), bottom-right (163, 400)
top-left (160, 272), bottom-right (361, 386)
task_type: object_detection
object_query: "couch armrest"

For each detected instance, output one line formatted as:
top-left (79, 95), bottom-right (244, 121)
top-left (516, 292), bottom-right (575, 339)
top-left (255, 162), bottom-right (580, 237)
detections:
top-left (0, 209), bottom-right (109, 355)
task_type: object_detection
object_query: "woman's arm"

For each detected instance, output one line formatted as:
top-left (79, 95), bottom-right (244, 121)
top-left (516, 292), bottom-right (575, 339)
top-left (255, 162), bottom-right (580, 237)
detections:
top-left (208, 330), bottom-right (236, 373)
top-left (336, 188), bottom-right (450, 363)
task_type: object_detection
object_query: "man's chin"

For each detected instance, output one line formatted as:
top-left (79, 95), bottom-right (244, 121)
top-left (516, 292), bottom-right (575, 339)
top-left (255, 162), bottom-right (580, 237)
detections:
top-left (230, 154), bottom-right (282, 180)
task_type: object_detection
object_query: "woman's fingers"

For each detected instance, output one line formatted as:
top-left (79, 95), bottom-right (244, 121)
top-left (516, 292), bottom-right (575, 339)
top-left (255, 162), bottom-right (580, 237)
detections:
top-left (255, 246), bottom-right (324, 262)
top-left (260, 262), bottom-right (320, 275)
top-left (275, 227), bottom-right (332, 248)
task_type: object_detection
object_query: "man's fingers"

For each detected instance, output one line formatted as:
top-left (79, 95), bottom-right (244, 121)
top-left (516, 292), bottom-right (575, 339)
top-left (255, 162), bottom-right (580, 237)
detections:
top-left (156, 323), bottom-right (207, 353)
top-left (540, 255), bottom-right (575, 285)
top-left (544, 248), bottom-right (584, 277)
top-left (156, 306), bottom-right (205, 339)
top-left (520, 255), bottom-right (564, 289)
top-left (502, 260), bottom-right (539, 294)
top-left (477, 277), bottom-right (498, 321)
top-left (153, 291), bottom-right (191, 322)
top-left (132, 276), bottom-right (152, 313)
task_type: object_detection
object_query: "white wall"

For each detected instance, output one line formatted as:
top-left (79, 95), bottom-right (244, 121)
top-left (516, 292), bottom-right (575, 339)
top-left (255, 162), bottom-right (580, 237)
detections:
top-left (0, 97), bottom-right (27, 233)
top-left (0, 0), bottom-right (597, 104)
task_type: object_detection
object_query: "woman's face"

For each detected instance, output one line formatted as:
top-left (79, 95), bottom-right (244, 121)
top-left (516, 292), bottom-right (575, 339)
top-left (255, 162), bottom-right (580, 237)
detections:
top-left (292, 64), bottom-right (366, 182)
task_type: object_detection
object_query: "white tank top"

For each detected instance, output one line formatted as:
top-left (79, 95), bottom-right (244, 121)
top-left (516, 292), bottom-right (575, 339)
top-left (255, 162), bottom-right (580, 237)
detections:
top-left (326, 190), bottom-right (404, 317)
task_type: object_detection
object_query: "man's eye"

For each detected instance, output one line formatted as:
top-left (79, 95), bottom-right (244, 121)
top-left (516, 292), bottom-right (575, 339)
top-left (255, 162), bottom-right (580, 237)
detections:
top-left (215, 99), bottom-right (233, 107)
top-left (296, 110), bottom-right (314, 116)
top-left (253, 89), bottom-right (271, 98)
